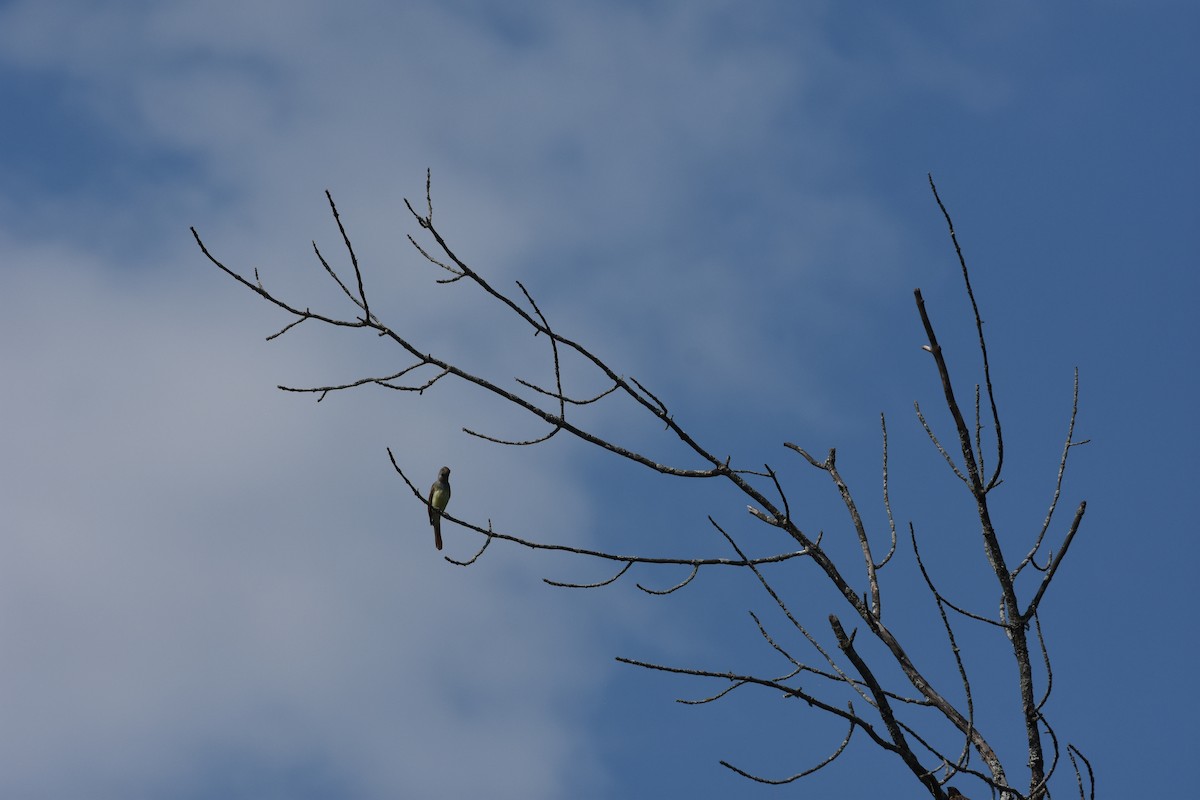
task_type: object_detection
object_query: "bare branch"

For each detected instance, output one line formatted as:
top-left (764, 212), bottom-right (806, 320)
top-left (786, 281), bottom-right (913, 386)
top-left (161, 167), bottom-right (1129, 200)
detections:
top-left (191, 228), bottom-right (367, 333)
top-left (762, 464), bottom-right (791, 525)
top-left (463, 423), bottom-right (562, 447)
top-left (829, 614), bottom-right (942, 797)
top-left (708, 517), bottom-right (867, 703)
top-left (311, 238), bottom-right (363, 314)
top-left (787, 444), bottom-right (881, 617)
top-left (675, 678), bottom-right (749, 706)
top-left (198, 175), bottom-right (1091, 798)
top-left (784, 443), bottom-right (829, 469)
top-left (1067, 745), bottom-right (1095, 800)
top-left (545, 560), bottom-right (633, 589)
top-left (914, 290), bottom-right (985, 494)
top-left (878, 414), bottom-right (899, 568)
top-left (1031, 714), bottom-right (1060, 800)
top-left (1015, 369), bottom-right (1090, 578)
top-left (746, 504), bottom-right (781, 526)
top-left (747, 612), bottom-right (930, 708)
top-left (445, 525), bottom-right (494, 566)
top-left (387, 449), bottom-right (808, 572)
top-left (910, 522), bottom-right (1006, 629)
top-left (629, 376), bottom-right (671, 420)
top-left (907, 521), bottom-right (980, 780)
top-left (322, 191), bottom-right (370, 320)
top-left (719, 716), bottom-right (855, 785)
top-left (515, 378), bottom-right (620, 406)
top-left (1033, 614), bottom-right (1054, 713)
top-left (928, 175), bottom-right (1004, 491)
top-left (637, 564), bottom-right (700, 595)
top-left (614, 655), bottom-right (895, 752)
top-left (266, 315), bottom-right (309, 341)
top-left (914, 402), bottom-right (969, 484)
top-left (975, 383), bottom-right (985, 484)
top-left (1022, 502), bottom-right (1087, 620)
top-left (277, 363), bottom-right (439, 396)
top-left (404, 233), bottom-right (464, 280)
top-left (514, 280), bottom-right (566, 421)
top-left (748, 610), bottom-right (802, 668)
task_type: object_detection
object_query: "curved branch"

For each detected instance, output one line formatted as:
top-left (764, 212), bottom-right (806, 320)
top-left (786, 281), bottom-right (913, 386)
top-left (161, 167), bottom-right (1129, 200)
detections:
top-left (463, 423), bottom-right (563, 447)
top-left (445, 527), bottom-right (494, 567)
top-left (676, 678), bottom-right (754, 706)
top-left (908, 521), bottom-right (979, 779)
top-left (515, 378), bottom-right (620, 406)
top-left (878, 414), bottom-right (899, 568)
top-left (1031, 713), bottom-right (1060, 799)
top-left (1014, 369), bottom-right (1090, 578)
top-left (1033, 613), bottom-right (1054, 713)
top-left (928, 175), bottom-right (1004, 491)
top-left (545, 560), bottom-right (634, 589)
top-left (637, 564), bottom-right (700, 595)
top-left (1067, 745), bottom-right (1095, 800)
top-left (387, 449), bottom-right (809, 571)
top-left (720, 716), bottom-right (855, 785)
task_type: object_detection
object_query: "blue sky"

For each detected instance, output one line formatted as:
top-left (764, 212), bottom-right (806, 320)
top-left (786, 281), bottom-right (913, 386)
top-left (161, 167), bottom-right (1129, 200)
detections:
top-left (1, 1), bottom-right (1196, 798)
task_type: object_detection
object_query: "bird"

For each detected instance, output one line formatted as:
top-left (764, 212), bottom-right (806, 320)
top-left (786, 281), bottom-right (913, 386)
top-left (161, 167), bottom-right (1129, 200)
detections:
top-left (427, 466), bottom-right (451, 550)
top-left (946, 787), bottom-right (968, 799)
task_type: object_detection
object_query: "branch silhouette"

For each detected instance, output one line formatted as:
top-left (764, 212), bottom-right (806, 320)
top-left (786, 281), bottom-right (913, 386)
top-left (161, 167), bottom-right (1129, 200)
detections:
top-left (194, 172), bottom-right (1093, 800)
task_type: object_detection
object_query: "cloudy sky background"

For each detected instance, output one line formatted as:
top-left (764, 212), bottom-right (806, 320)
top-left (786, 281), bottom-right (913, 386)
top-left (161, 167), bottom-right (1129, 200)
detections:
top-left (1, 1), bottom-right (1196, 797)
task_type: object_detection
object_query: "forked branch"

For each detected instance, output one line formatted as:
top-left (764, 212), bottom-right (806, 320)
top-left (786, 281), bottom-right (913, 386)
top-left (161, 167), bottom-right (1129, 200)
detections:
top-left (195, 173), bottom-right (1092, 799)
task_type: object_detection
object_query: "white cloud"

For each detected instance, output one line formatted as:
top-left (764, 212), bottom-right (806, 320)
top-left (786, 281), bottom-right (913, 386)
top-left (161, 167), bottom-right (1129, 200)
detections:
top-left (0, 1), bottom-right (1071, 796)
top-left (0, 7), bottom-right (907, 791)
top-left (0, 232), bottom-right (614, 798)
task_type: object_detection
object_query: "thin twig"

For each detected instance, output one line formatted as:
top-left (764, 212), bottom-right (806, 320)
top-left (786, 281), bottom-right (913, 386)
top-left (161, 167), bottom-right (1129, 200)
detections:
top-left (929, 175), bottom-right (1004, 491)
top-left (1015, 369), bottom-right (1090, 577)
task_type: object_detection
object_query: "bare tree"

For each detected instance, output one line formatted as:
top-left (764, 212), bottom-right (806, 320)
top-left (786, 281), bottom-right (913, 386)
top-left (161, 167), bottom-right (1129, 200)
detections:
top-left (192, 175), bottom-right (1094, 800)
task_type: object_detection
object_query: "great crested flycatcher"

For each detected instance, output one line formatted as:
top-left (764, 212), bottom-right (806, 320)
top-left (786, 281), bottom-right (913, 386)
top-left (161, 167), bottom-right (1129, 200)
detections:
top-left (428, 466), bottom-right (451, 550)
